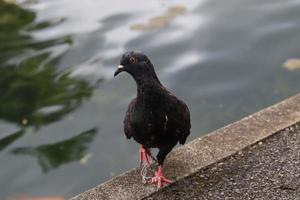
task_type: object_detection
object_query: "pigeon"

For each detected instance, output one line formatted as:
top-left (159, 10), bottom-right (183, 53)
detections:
top-left (114, 51), bottom-right (191, 189)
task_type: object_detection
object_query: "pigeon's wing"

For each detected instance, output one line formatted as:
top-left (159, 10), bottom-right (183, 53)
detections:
top-left (124, 98), bottom-right (137, 139)
top-left (164, 96), bottom-right (191, 145)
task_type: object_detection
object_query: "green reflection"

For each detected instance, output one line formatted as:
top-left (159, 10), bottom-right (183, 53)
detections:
top-left (0, 130), bottom-right (25, 151)
top-left (0, 1), bottom-right (94, 127)
top-left (0, 1), bottom-right (70, 62)
top-left (0, 0), bottom-right (34, 63)
top-left (0, 53), bottom-right (93, 127)
top-left (0, 1), bottom-right (96, 153)
top-left (11, 128), bottom-right (97, 172)
top-left (26, 17), bottom-right (66, 32)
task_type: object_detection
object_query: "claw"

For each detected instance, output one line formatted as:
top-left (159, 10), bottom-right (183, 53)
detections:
top-left (148, 165), bottom-right (172, 190)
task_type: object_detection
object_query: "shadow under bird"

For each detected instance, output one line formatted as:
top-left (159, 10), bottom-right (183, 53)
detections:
top-left (114, 51), bottom-right (191, 189)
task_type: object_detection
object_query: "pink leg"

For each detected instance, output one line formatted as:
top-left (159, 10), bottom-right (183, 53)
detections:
top-left (139, 145), bottom-right (152, 166)
top-left (148, 165), bottom-right (172, 190)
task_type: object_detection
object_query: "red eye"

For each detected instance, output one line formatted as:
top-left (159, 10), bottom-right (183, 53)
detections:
top-left (129, 57), bottom-right (137, 64)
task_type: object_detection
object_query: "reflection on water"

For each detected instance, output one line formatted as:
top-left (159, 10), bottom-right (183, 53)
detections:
top-left (0, 53), bottom-right (94, 128)
top-left (10, 128), bottom-right (97, 172)
top-left (283, 58), bottom-right (300, 70)
top-left (1, 0), bottom-right (300, 199)
top-left (0, 2), bottom-right (93, 129)
top-left (0, 130), bottom-right (25, 151)
top-left (131, 5), bottom-right (187, 31)
top-left (0, 0), bottom-right (95, 151)
top-left (0, 1), bottom-right (97, 197)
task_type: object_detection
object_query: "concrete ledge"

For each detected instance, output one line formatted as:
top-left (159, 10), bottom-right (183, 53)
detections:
top-left (70, 93), bottom-right (300, 200)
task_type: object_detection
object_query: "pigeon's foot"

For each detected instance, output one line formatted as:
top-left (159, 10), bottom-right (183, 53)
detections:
top-left (148, 165), bottom-right (172, 190)
top-left (139, 145), bottom-right (153, 166)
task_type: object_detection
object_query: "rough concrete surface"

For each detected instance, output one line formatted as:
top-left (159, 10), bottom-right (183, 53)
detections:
top-left (70, 94), bottom-right (300, 200)
top-left (145, 123), bottom-right (300, 200)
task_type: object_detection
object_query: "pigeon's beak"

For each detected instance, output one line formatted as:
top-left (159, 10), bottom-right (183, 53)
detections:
top-left (114, 65), bottom-right (124, 77)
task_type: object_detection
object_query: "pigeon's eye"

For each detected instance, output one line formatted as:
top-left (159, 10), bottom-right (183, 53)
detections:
top-left (129, 57), bottom-right (137, 64)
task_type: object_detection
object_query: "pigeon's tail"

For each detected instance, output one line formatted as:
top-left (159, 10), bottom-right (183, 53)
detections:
top-left (179, 138), bottom-right (187, 145)
top-left (179, 131), bottom-right (190, 145)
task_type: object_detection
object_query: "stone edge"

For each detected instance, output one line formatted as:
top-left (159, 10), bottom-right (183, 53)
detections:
top-left (70, 93), bottom-right (300, 200)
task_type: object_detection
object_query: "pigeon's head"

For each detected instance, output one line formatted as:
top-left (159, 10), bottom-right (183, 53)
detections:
top-left (114, 51), bottom-right (158, 82)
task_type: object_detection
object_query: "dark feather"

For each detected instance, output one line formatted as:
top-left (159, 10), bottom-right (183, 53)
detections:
top-left (116, 51), bottom-right (191, 165)
top-left (124, 98), bottom-right (136, 139)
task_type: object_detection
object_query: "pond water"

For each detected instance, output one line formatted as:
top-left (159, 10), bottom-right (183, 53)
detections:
top-left (1, 0), bottom-right (300, 198)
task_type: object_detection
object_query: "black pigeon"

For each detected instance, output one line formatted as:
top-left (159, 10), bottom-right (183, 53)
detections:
top-left (114, 51), bottom-right (191, 189)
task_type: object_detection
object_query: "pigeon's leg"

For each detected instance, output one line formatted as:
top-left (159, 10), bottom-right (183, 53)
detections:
top-left (139, 145), bottom-right (153, 166)
top-left (148, 147), bottom-right (173, 190)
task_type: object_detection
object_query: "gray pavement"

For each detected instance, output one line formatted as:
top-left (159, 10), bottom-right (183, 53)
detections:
top-left (144, 123), bottom-right (300, 200)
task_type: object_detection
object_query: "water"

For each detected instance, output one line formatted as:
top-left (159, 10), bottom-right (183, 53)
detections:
top-left (1, 0), bottom-right (300, 198)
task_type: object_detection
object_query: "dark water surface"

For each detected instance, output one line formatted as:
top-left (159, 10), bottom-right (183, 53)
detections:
top-left (1, 0), bottom-right (300, 198)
